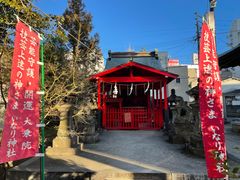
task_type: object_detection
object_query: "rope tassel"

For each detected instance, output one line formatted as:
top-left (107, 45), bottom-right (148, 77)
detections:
top-left (113, 83), bottom-right (118, 98)
top-left (128, 83), bottom-right (133, 96)
top-left (144, 82), bottom-right (150, 94)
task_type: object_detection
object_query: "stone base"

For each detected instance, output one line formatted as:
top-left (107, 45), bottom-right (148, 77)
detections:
top-left (186, 135), bottom-right (204, 158)
top-left (78, 133), bottom-right (99, 144)
top-left (46, 147), bottom-right (77, 156)
top-left (52, 137), bottom-right (71, 148)
top-left (232, 123), bottom-right (240, 133)
top-left (46, 135), bottom-right (81, 156)
top-left (168, 135), bottom-right (185, 144)
top-left (187, 146), bottom-right (205, 158)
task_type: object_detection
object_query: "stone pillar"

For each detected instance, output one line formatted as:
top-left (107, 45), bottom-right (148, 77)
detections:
top-left (53, 104), bottom-right (71, 147)
top-left (46, 103), bottom-right (77, 155)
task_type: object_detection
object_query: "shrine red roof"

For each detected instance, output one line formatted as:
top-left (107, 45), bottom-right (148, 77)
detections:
top-left (91, 61), bottom-right (178, 83)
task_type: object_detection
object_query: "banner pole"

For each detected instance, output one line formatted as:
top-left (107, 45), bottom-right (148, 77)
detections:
top-left (40, 40), bottom-right (45, 180)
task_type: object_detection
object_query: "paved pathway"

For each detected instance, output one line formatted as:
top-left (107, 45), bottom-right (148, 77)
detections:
top-left (7, 126), bottom-right (239, 179)
top-left (8, 130), bottom-right (210, 179)
top-left (225, 124), bottom-right (240, 163)
top-left (84, 126), bottom-right (240, 174)
top-left (84, 130), bottom-right (207, 175)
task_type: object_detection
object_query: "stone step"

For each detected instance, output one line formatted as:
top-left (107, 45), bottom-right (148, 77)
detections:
top-left (95, 172), bottom-right (168, 180)
top-left (7, 171), bottom-right (210, 180)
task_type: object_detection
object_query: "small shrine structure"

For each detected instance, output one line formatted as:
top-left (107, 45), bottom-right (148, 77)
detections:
top-left (91, 50), bottom-right (177, 130)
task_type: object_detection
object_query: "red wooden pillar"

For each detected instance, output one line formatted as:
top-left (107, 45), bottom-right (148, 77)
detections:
top-left (156, 84), bottom-right (159, 108)
top-left (163, 78), bottom-right (169, 130)
top-left (156, 84), bottom-right (159, 128)
top-left (97, 80), bottom-right (105, 128)
top-left (147, 89), bottom-right (150, 123)
top-left (97, 80), bottom-right (101, 110)
top-left (163, 79), bottom-right (168, 110)
top-left (152, 82), bottom-right (154, 108)
top-left (103, 83), bottom-right (107, 128)
top-left (159, 81), bottom-right (163, 127)
top-left (151, 82), bottom-right (154, 128)
top-left (159, 81), bottom-right (162, 109)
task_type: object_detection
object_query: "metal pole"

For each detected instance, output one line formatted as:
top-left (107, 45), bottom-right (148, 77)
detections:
top-left (40, 41), bottom-right (45, 180)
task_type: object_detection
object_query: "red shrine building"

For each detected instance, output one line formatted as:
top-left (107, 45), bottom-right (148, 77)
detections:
top-left (91, 50), bottom-right (177, 130)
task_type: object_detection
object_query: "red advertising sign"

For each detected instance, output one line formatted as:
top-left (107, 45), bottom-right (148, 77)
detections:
top-left (0, 21), bottom-right (40, 163)
top-left (168, 59), bottom-right (179, 67)
top-left (199, 22), bottom-right (227, 178)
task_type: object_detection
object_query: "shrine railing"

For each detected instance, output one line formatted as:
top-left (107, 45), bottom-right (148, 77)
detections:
top-left (104, 107), bottom-right (163, 130)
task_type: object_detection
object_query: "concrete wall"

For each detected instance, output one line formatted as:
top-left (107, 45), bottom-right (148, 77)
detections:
top-left (167, 65), bottom-right (198, 102)
top-left (158, 52), bottom-right (168, 70)
top-left (187, 66), bottom-right (199, 102)
top-left (167, 66), bottom-right (189, 101)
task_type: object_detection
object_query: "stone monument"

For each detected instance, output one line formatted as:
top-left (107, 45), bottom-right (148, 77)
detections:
top-left (167, 86), bottom-right (204, 157)
top-left (168, 95), bottom-right (193, 144)
top-left (46, 103), bottom-right (78, 155)
top-left (185, 86), bottom-right (204, 157)
top-left (231, 119), bottom-right (240, 133)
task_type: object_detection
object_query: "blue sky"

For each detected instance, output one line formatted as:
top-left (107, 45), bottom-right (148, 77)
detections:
top-left (34, 0), bottom-right (240, 64)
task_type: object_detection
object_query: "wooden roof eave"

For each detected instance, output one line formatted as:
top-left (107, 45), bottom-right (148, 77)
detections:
top-left (219, 44), bottom-right (240, 69)
top-left (90, 61), bottom-right (178, 83)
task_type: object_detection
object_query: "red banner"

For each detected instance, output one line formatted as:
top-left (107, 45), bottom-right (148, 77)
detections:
top-left (199, 22), bottom-right (227, 178)
top-left (0, 21), bottom-right (40, 163)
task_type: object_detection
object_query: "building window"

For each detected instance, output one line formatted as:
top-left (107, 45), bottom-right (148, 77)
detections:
top-left (176, 78), bottom-right (180, 83)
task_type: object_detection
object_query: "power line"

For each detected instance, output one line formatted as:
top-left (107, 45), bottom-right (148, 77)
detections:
top-left (57, 24), bottom-right (90, 50)
top-left (26, 0), bottom-right (100, 58)
top-left (216, 29), bottom-right (240, 35)
top-left (28, 1), bottom-right (200, 61)
top-left (133, 36), bottom-right (195, 49)
top-left (26, 1), bottom-right (231, 64)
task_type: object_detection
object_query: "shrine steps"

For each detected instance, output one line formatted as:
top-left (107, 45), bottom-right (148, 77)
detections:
top-left (7, 169), bottom-right (210, 180)
top-left (7, 152), bottom-right (210, 180)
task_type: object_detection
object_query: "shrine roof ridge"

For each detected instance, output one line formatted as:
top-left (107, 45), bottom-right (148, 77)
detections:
top-left (108, 50), bottom-right (159, 59)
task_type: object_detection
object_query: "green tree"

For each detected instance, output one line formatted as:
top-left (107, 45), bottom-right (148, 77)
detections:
top-left (39, 0), bottom-right (104, 146)
top-left (0, 0), bottom-right (104, 142)
top-left (0, 0), bottom-right (103, 158)
top-left (52, 0), bottom-right (103, 128)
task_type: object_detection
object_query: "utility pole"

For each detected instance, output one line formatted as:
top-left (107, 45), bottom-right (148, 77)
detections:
top-left (206, 0), bottom-right (217, 37)
top-left (195, 12), bottom-right (200, 57)
top-left (209, 0), bottom-right (217, 12)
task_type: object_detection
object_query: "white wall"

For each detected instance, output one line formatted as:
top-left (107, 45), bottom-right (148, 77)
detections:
top-left (166, 65), bottom-right (199, 102)
top-left (167, 66), bottom-right (190, 101)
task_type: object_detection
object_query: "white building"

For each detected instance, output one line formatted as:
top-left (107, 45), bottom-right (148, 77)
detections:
top-left (221, 66), bottom-right (240, 122)
top-left (167, 65), bottom-right (199, 102)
